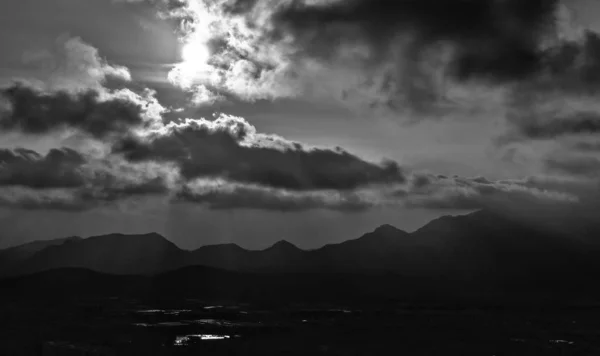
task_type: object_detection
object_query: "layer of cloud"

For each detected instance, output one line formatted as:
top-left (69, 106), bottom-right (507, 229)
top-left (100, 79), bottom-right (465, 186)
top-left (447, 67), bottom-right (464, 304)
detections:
top-left (0, 23), bottom-right (589, 213)
top-left (544, 155), bottom-right (600, 178)
top-left (0, 85), bottom-right (578, 213)
top-left (269, 0), bottom-right (555, 81)
top-left (0, 146), bottom-right (578, 213)
top-left (142, 0), bottom-right (600, 162)
top-left (3, 35), bottom-right (411, 212)
top-left (0, 147), bottom-right (175, 211)
top-left (506, 111), bottom-right (600, 141)
top-left (152, 0), bottom-right (569, 117)
top-left (489, 27), bottom-right (600, 180)
top-left (113, 114), bottom-right (406, 191)
top-left (1, 35), bottom-right (165, 143)
top-left (0, 148), bottom-right (86, 189)
top-left (400, 173), bottom-right (578, 210)
top-left (178, 178), bottom-right (373, 212)
top-left (0, 83), bottom-right (164, 139)
top-left (501, 30), bottom-right (600, 141)
top-left (21, 34), bottom-right (131, 92)
top-left (571, 141), bottom-right (600, 152)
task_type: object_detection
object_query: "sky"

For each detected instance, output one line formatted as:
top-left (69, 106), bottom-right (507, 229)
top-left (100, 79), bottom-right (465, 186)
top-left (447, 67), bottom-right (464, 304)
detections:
top-left (0, 0), bottom-right (599, 249)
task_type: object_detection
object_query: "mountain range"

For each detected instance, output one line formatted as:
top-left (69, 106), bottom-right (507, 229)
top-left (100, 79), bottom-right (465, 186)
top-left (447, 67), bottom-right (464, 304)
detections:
top-left (2, 209), bottom-right (600, 304)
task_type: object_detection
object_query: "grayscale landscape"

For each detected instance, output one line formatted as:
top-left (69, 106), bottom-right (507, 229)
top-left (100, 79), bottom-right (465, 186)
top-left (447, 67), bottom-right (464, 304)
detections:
top-left (2, 0), bottom-right (600, 354)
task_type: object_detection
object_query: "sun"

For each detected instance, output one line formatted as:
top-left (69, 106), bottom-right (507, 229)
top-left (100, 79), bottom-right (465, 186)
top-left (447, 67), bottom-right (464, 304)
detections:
top-left (169, 2), bottom-right (218, 88)
top-left (169, 38), bottom-right (212, 88)
top-left (181, 40), bottom-right (211, 65)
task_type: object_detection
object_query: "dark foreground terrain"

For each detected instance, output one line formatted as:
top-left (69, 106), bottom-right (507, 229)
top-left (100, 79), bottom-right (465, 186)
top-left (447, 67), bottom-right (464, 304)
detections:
top-left (2, 268), bottom-right (600, 356)
top-left (4, 209), bottom-right (600, 355)
top-left (2, 294), bottom-right (600, 356)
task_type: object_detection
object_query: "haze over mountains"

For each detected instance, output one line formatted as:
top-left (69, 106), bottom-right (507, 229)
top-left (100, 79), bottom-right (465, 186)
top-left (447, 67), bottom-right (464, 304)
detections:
top-left (2, 209), bottom-right (600, 304)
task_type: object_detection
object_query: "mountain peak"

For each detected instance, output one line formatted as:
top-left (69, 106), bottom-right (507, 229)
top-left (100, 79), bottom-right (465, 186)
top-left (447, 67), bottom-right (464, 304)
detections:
top-left (367, 224), bottom-right (409, 239)
top-left (95, 232), bottom-right (168, 241)
top-left (266, 240), bottom-right (302, 252)
top-left (142, 232), bottom-right (168, 240)
top-left (374, 224), bottom-right (404, 234)
top-left (415, 213), bottom-right (467, 234)
top-left (82, 232), bottom-right (181, 252)
top-left (342, 224), bottom-right (409, 248)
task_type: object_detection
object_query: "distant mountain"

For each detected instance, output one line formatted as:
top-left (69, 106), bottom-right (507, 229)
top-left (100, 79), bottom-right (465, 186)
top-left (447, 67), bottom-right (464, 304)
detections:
top-left (187, 240), bottom-right (305, 272)
top-left (188, 243), bottom-right (248, 271)
top-left (183, 226), bottom-right (415, 273)
top-left (307, 224), bottom-right (417, 273)
top-left (2, 209), bottom-right (600, 303)
top-left (253, 240), bottom-right (305, 271)
top-left (264, 240), bottom-right (302, 254)
top-left (10, 233), bottom-right (187, 275)
top-left (0, 236), bottom-right (81, 257)
top-left (410, 210), bottom-right (598, 287)
top-left (0, 236), bottom-right (81, 271)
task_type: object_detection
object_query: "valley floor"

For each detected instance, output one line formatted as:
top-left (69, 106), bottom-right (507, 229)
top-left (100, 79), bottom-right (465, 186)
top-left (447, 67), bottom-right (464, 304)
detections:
top-left (1, 296), bottom-right (600, 355)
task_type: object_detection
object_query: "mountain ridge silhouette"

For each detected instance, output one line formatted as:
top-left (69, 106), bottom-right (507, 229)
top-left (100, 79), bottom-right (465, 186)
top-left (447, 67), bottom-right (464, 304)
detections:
top-left (2, 208), bottom-right (600, 304)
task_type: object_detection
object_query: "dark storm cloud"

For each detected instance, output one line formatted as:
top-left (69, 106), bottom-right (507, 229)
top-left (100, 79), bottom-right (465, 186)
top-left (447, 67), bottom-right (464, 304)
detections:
top-left (506, 111), bottom-right (600, 141)
top-left (153, 0), bottom-right (568, 114)
top-left (539, 30), bottom-right (600, 93)
top-left (494, 30), bottom-right (600, 183)
top-left (0, 83), bottom-right (154, 139)
top-left (0, 144), bottom-right (578, 213)
top-left (515, 30), bottom-right (600, 96)
top-left (501, 30), bottom-right (600, 143)
top-left (544, 156), bottom-right (600, 178)
top-left (571, 141), bottom-right (600, 152)
top-left (149, 0), bottom-right (600, 134)
top-left (0, 16), bottom-right (583, 213)
top-left (0, 146), bottom-right (173, 211)
top-left (0, 148), bottom-right (86, 189)
top-left (113, 115), bottom-right (406, 191)
top-left (0, 177), bottom-right (171, 212)
top-left (410, 173), bottom-right (433, 189)
top-left (268, 0), bottom-right (557, 82)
